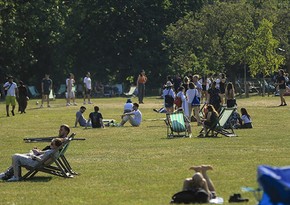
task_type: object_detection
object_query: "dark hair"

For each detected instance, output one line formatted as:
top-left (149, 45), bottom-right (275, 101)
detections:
top-left (189, 82), bottom-right (196, 89)
top-left (133, 103), bottom-right (139, 108)
top-left (207, 104), bottom-right (219, 116)
top-left (52, 138), bottom-right (63, 147)
top-left (80, 106), bottom-right (86, 110)
top-left (60, 124), bottom-right (70, 134)
top-left (226, 82), bottom-right (233, 92)
top-left (279, 69), bottom-right (285, 76)
top-left (241, 108), bottom-right (250, 119)
top-left (178, 86), bottom-right (184, 92)
top-left (94, 106), bottom-right (99, 112)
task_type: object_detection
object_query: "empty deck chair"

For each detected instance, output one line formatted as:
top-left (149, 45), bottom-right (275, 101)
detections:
top-left (165, 111), bottom-right (189, 138)
top-left (123, 86), bottom-right (137, 97)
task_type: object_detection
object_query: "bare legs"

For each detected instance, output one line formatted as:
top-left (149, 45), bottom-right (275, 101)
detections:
top-left (183, 165), bottom-right (216, 196)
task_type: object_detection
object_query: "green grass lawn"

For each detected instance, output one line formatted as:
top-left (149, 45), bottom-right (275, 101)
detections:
top-left (0, 95), bottom-right (289, 204)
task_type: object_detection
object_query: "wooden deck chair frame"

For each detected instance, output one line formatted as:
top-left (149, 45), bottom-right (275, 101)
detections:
top-left (199, 108), bottom-right (237, 137)
top-left (21, 134), bottom-right (76, 180)
top-left (165, 111), bottom-right (189, 138)
top-left (123, 85), bottom-right (137, 97)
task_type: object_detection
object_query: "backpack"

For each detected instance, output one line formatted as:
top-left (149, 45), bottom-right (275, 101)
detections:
top-left (165, 89), bottom-right (174, 106)
top-left (174, 96), bottom-right (182, 108)
top-left (170, 189), bottom-right (209, 204)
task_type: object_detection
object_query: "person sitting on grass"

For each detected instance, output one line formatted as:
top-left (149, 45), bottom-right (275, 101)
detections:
top-left (237, 108), bottom-right (252, 129)
top-left (0, 138), bottom-right (63, 182)
top-left (75, 106), bottom-right (91, 127)
top-left (199, 104), bottom-right (219, 137)
top-left (86, 106), bottom-right (104, 129)
top-left (182, 165), bottom-right (217, 201)
top-left (124, 98), bottom-right (133, 113)
top-left (119, 103), bottom-right (142, 127)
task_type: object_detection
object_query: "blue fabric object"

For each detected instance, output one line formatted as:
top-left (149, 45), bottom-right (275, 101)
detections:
top-left (258, 165), bottom-right (290, 205)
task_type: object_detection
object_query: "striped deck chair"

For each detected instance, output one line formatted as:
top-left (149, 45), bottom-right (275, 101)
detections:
top-left (199, 108), bottom-right (237, 137)
top-left (165, 111), bottom-right (189, 138)
top-left (22, 134), bottom-right (76, 180)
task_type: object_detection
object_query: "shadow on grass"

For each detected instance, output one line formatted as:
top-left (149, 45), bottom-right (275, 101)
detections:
top-left (23, 176), bottom-right (53, 182)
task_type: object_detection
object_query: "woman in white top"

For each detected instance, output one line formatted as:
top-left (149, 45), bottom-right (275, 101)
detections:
top-left (66, 73), bottom-right (77, 106)
top-left (176, 86), bottom-right (189, 118)
top-left (186, 82), bottom-right (201, 125)
top-left (238, 108), bottom-right (252, 129)
top-left (124, 99), bottom-right (133, 113)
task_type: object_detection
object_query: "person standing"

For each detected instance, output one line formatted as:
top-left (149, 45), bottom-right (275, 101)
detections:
top-left (137, 70), bottom-right (147, 104)
top-left (3, 76), bottom-right (18, 117)
top-left (66, 73), bottom-right (77, 106)
top-left (83, 72), bottom-right (92, 104)
top-left (41, 74), bottom-right (53, 108)
top-left (276, 69), bottom-right (287, 106)
top-left (17, 81), bottom-right (29, 114)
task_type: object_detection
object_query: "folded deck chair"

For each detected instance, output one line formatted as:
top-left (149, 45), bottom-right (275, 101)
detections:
top-left (165, 111), bottom-right (189, 138)
top-left (199, 108), bottom-right (237, 137)
top-left (258, 165), bottom-right (290, 205)
top-left (22, 134), bottom-right (76, 180)
top-left (123, 86), bottom-right (137, 97)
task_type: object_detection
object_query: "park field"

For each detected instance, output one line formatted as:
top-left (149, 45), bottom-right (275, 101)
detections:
top-left (0, 95), bottom-right (289, 205)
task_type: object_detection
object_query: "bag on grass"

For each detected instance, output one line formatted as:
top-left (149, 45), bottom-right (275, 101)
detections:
top-left (170, 189), bottom-right (209, 204)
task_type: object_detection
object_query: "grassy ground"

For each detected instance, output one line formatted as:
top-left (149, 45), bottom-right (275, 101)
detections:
top-left (0, 95), bottom-right (289, 205)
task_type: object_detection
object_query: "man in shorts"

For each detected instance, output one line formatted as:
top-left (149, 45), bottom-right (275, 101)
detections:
top-left (41, 74), bottom-right (53, 108)
top-left (3, 76), bottom-right (18, 117)
top-left (119, 103), bottom-right (142, 127)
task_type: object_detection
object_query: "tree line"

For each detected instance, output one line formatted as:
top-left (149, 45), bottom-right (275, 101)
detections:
top-left (0, 0), bottom-right (289, 90)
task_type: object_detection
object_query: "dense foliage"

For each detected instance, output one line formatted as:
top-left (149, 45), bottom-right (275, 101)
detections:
top-left (0, 0), bottom-right (289, 88)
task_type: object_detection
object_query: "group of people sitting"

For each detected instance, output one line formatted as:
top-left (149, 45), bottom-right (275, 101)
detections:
top-left (74, 99), bottom-right (142, 128)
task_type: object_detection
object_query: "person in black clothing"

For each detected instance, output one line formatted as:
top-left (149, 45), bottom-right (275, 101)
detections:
top-left (276, 69), bottom-right (287, 106)
top-left (86, 106), bottom-right (104, 128)
top-left (17, 81), bottom-right (29, 113)
top-left (207, 82), bottom-right (221, 112)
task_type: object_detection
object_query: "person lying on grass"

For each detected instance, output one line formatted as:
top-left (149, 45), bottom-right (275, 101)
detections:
top-left (182, 165), bottom-right (217, 201)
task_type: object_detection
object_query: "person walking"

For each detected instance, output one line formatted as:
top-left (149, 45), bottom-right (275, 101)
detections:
top-left (3, 76), bottom-right (18, 117)
top-left (41, 74), bottom-right (53, 108)
top-left (17, 81), bottom-right (29, 114)
top-left (137, 70), bottom-right (147, 104)
top-left (83, 72), bottom-right (92, 104)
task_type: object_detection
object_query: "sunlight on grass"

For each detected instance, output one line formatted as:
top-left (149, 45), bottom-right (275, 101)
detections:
top-left (0, 95), bottom-right (289, 204)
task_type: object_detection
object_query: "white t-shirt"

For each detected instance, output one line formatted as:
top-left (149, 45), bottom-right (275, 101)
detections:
top-left (124, 103), bottom-right (133, 112)
top-left (241, 115), bottom-right (252, 124)
top-left (4, 82), bottom-right (17, 96)
top-left (83, 77), bottom-right (92, 90)
top-left (133, 110), bottom-right (142, 125)
top-left (186, 88), bottom-right (198, 104)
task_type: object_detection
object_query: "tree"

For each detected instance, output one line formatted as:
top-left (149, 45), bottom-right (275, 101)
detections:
top-left (246, 18), bottom-right (285, 96)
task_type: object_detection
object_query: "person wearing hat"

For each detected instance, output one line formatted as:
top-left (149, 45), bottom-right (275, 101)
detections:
top-left (162, 81), bottom-right (175, 113)
top-left (124, 98), bottom-right (133, 113)
top-left (3, 76), bottom-right (18, 117)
